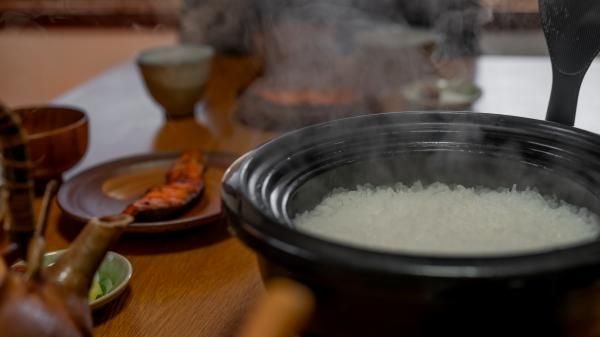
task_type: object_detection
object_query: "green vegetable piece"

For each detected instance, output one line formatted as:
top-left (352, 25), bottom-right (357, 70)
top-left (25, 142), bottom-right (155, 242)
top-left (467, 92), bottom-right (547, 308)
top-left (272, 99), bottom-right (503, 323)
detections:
top-left (88, 274), bottom-right (103, 301)
top-left (100, 277), bottom-right (114, 295)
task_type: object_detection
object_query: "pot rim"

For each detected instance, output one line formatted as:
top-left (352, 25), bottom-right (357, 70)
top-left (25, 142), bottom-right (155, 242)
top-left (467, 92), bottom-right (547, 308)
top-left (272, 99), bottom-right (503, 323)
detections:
top-left (223, 111), bottom-right (600, 281)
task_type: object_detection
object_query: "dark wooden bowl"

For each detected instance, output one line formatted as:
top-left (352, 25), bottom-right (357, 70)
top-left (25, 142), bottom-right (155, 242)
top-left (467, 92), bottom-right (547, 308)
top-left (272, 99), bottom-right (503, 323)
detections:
top-left (14, 105), bottom-right (88, 187)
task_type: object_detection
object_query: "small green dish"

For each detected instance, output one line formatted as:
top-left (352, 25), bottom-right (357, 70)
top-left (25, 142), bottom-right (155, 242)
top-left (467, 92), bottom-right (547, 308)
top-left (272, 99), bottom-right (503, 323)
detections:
top-left (44, 250), bottom-right (132, 311)
top-left (401, 78), bottom-right (482, 110)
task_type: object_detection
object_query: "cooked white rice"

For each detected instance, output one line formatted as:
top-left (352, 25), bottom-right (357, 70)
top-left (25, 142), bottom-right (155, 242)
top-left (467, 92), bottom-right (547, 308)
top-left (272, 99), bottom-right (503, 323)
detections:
top-left (294, 182), bottom-right (600, 255)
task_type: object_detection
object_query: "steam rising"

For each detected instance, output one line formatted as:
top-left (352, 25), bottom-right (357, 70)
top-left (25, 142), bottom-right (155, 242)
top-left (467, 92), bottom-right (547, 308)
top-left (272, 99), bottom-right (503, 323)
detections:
top-left (256, 2), bottom-right (433, 97)
top-left (253, 0), bottom-right (479, 101)
top-left (181, 0), bottom-right (484, 128)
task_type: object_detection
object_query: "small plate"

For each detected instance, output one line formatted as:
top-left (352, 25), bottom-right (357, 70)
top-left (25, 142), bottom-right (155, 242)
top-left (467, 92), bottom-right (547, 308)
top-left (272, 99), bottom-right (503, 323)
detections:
top-left (401, 78), bottom-right (482, 110)
top-left (58, 152), bottom-right (230, 233)
top-left (44, 250), bottom-right (132, 311)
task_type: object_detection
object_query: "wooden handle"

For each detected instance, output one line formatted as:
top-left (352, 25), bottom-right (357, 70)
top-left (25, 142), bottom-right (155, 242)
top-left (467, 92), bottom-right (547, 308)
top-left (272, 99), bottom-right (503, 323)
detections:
top-left (0, 104), bottom-right (36, 263)
top-left (237, 278), bottom-right (315, 337)
top-left (0, 257), bottom-right (6, 285)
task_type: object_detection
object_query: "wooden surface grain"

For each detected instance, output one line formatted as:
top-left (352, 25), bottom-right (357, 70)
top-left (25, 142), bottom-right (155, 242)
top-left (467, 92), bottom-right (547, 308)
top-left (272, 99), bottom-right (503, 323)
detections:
top-left (10, 45), bottom-right (600, 336)
top-left (36, 54), bottom-right (272, 337)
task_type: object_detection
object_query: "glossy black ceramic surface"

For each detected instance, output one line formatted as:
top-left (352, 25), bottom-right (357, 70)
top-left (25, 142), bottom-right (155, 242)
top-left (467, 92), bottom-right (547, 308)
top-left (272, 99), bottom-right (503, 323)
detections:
top-left (222, 111), bottom-right (600, 337)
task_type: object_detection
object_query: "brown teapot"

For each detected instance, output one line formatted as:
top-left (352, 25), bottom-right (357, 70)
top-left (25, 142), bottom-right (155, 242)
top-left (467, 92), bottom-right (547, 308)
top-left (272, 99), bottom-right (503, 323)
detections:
top-left (0, 104), bottom-right (132, 336)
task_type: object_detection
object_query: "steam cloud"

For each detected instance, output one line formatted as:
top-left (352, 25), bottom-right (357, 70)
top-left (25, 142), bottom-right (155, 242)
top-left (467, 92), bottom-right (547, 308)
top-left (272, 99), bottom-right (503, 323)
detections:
top-left (181, 0), bottom-right (483, 123)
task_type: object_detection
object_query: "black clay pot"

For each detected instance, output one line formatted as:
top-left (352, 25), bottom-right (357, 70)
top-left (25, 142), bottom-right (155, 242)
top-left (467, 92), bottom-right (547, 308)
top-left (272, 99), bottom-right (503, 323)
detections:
top-left (222, 111), bottom-right (600, 337)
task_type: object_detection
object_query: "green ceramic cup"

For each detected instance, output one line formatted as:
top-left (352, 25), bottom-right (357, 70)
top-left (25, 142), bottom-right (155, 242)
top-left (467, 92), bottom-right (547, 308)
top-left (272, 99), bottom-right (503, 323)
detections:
top-left (137, 45), bottom-right (215, 119)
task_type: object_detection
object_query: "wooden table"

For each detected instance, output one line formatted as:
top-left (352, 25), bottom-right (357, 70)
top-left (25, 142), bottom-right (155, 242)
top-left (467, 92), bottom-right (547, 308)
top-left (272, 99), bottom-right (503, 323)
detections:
top-left (44, 55), bottom-right (275, 337)
top-left (39, 54), bottom-right (600, 337)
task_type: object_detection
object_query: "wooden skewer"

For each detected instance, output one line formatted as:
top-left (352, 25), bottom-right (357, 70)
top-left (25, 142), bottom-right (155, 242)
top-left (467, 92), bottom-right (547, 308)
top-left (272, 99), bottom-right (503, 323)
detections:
top-left (0, 256), bottom-right (6, 281)
top-left (35, 180), bottom-right (58, 238)
top-left (237, 278), bottom-right (315, 337)
top-left (25, 180), bottom-right (57, 280)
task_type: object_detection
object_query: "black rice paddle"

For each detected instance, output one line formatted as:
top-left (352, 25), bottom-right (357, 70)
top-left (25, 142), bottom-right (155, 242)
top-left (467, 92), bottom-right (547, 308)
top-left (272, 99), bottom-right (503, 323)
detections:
top-left (540, 0), bottom-right (600, 126)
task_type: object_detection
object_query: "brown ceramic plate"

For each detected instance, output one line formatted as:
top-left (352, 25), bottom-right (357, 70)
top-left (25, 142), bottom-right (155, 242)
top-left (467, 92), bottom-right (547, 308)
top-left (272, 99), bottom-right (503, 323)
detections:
top-left (57, 152), bottom-right (237, 233)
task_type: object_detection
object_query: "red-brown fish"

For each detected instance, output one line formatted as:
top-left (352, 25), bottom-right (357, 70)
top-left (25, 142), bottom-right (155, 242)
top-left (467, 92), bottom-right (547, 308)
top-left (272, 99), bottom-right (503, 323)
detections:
top-left (123, 150), bottom-right (205, 221)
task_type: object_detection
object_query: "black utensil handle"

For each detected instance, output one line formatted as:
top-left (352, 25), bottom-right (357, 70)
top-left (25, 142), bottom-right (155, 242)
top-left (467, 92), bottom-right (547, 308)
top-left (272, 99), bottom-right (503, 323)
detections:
top-left (546, 67), bottom-right (586, 126)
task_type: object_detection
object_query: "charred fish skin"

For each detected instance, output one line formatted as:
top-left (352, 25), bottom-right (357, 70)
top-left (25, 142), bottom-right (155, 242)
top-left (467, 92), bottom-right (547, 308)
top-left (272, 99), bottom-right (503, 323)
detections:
top-left (165, 150), bottom-right (205, 184)
top-left (123, 182), bottom-right (205, 221)
top-left (123, 150), bottom-right (206, 221)
top-left (0, 104), bottom-right (36, 264)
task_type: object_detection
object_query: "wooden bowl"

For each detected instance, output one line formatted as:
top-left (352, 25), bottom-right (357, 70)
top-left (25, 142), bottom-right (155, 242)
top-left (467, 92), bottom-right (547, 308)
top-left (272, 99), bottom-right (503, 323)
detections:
top-left (14, 105), bottom-right (88, 186)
